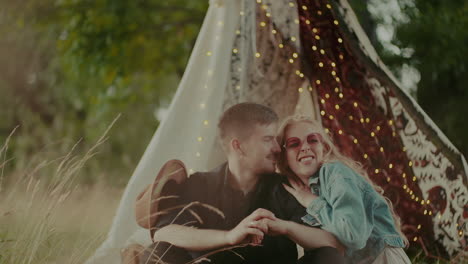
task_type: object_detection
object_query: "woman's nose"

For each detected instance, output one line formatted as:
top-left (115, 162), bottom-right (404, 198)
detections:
top-left (300, 143), bottom-right (311, 153)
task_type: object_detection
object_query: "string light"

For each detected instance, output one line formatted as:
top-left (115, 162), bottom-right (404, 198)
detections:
top-left (203, 120), bottom-right (209, 126)
top-left (298, 87), bottom-right (303, 93)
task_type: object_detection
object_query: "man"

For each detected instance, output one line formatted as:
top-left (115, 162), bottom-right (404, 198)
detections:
top-left (139, 103), bottom-right (343, 264)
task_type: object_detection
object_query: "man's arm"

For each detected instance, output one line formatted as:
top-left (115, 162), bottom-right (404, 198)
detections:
top-left (153, 209), bottom-right (274, 251)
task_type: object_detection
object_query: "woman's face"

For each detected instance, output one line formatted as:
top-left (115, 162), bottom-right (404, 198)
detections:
top-left (284, 121), bottom-right (325, 180)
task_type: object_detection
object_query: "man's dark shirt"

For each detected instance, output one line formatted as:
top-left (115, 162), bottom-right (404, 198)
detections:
top-left (156, 163), bottom-right (299, 263)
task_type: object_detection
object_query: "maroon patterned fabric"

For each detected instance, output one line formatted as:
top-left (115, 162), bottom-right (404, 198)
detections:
top-left (295, 0), bottom-right (441, 256)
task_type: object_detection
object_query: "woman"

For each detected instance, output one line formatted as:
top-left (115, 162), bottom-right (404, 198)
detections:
top-left (276, 115), bottom-right (411, 264)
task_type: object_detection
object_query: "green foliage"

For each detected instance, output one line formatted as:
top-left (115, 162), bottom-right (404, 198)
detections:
top-left (0, 0), bottom-right (207, 185)
top-left (392, 0), bottom-right (468, 156)
top-left (362, 0), bottom-right (468, 156)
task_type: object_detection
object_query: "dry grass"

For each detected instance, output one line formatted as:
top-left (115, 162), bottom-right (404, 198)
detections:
top-left (0, 181), bottom-right (121, 264)
top-left (0, 117), bottom-right (122, 264)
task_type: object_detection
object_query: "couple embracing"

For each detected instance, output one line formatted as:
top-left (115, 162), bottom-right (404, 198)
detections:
top-left (138, 103), bottom-right (410, 264)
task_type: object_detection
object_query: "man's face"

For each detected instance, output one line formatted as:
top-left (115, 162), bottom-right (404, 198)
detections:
top-left (238, 123), bottom-right (281, 174)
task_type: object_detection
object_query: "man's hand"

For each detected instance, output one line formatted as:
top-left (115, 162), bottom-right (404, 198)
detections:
top-left (282, 177), bottom-right (317, 208)
top-left (225, 208), bottom-right (275, 246)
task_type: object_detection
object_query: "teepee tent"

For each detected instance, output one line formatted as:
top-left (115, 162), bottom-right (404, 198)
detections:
top-left (87, 0), bottom-right (467, 262)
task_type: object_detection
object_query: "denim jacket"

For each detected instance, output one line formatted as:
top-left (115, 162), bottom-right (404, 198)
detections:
top-left (301, 162), bottom-right (406, 263)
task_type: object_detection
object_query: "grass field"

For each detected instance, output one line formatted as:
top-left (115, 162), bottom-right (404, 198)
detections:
top-left (0, 129), bottom-right (465, 264)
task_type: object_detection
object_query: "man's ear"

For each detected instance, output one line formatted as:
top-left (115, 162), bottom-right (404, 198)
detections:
top-left (231, 138), bottom-right (244, 156)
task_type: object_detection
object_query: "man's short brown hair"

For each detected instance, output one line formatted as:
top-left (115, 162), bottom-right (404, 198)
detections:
top-left (218, 103), bottom-right (278, 146)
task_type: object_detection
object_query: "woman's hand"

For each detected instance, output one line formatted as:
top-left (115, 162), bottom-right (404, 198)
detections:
top-left (261, 218), bottom-right (289, 236)
top-left (282, 176), bottom-right (318, 208)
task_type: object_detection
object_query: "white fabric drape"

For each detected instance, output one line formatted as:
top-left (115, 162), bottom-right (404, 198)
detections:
top-left (86, 2), bottom-right (240, 262)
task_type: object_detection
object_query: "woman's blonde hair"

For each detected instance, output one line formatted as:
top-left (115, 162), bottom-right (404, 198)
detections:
top-left (277, 115), bottom-right (408, 246)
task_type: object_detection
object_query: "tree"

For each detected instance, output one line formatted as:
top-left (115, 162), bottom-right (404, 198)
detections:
top-left (368, 0), bottom-right (468, 156)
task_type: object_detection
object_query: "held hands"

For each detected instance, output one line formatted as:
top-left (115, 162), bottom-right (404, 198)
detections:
top-left (225, 208), bottom-right (294, 248)
top-left (225, 208), bottom-right (274, 246)
top-left (282, 176), bottom-right (318, 208)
